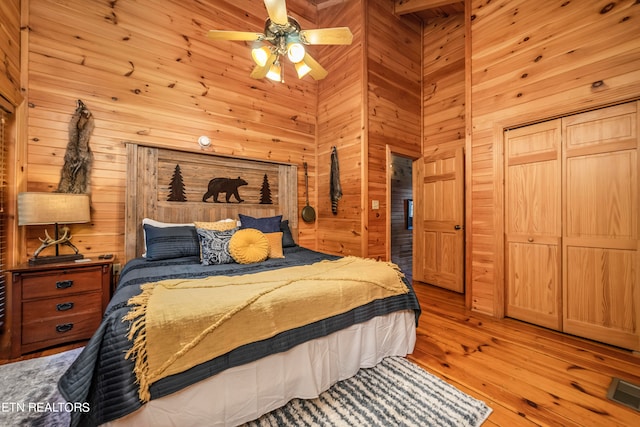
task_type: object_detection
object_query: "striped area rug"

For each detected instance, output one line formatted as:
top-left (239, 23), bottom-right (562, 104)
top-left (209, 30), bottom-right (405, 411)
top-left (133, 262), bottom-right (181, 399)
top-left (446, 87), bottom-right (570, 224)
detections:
top-left (244, 356), bottom-right (492, 427)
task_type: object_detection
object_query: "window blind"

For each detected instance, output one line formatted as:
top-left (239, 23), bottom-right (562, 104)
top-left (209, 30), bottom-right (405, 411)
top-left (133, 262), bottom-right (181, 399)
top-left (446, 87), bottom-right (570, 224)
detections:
top-left (0, 105), bottom-right (8, 331)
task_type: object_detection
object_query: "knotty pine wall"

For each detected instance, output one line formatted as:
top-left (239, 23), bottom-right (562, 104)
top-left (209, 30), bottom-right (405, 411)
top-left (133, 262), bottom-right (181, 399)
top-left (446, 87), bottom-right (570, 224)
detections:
top-left (423, 14), bottom-right (465, 152)
top-left (315, 0), bottom-right (364, 255)
top-left (315, 0), bottom-right (421, 259)
top-left (11, 0), bottom-right (424, 265)
top-left (317, 0), bottom-right (422, 260)
top-left (0, 0), bottom-right (21, 106)
top-left (18, 0), bottom-right (319, 263)
top-left (366, 0), bottom-right (422, 260)
top-left (467, 0), bottom-right (640, 316)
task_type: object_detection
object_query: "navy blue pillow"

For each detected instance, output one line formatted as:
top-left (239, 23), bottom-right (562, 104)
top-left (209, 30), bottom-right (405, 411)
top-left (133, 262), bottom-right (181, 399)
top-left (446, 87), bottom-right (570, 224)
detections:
top-left (280, 220), bottom-right (296, 248)
top-left (239, 214), bottom-right (282, 233)
top-left (143, 224), bottom-right (199, 261)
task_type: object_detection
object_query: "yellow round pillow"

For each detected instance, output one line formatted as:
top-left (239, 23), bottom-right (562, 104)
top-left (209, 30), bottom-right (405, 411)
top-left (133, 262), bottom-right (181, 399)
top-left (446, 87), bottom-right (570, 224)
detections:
top-left (229, 228), bottom-right (269, 264)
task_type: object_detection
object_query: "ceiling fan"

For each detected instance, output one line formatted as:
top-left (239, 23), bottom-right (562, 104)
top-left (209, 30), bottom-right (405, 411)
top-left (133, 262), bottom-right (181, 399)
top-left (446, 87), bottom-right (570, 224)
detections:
top-left (207, 0), bottom-right (353, 82)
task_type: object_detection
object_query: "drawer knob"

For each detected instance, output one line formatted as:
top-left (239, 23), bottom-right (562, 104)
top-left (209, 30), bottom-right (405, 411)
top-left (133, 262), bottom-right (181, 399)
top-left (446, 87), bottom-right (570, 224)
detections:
top-left (56, 323), bottom-right (74, 333)
top-left (56, 302), bottom-right (75, 311)
top-left (56, 280), bottom-right (74, 289)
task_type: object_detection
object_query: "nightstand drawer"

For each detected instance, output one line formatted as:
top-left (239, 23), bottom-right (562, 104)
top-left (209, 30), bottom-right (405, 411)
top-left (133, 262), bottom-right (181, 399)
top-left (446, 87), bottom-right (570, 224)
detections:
top-left (21, 266), bottom-right (103, 299)
top-left (22, 292), bottom-right (102, 321)
top-left (10, 259), bottom-right (113, 357)
top-left (21, 311), bottom-right (102, 346)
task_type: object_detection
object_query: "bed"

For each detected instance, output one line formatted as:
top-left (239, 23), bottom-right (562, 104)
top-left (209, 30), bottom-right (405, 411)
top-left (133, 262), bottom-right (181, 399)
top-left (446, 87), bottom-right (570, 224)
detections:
top-left (58, 144), bottom-right (421, 427)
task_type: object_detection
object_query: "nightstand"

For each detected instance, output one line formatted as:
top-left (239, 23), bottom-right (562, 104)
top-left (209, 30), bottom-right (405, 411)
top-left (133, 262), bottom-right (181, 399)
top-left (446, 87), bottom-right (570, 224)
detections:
top-left (10, 259), bottom-right (112, 358)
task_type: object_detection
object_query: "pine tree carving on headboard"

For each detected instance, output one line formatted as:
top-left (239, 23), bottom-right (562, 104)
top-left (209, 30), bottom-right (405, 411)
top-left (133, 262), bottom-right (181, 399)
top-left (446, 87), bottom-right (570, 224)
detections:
top-left (167, 164), bottom-right (187, 202)
top-left (260, 174), bottom-right (273, 204)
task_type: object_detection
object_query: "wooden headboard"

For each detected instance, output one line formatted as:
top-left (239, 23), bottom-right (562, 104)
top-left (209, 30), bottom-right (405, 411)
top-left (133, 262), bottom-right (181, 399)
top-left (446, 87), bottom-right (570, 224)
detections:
top-left (125, 143), bottom-right (298, 262)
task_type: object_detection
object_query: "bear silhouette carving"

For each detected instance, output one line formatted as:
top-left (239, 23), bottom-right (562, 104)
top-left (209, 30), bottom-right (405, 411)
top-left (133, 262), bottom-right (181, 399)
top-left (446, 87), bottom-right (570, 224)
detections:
top-left (202, 177), bottom-right (248, 203)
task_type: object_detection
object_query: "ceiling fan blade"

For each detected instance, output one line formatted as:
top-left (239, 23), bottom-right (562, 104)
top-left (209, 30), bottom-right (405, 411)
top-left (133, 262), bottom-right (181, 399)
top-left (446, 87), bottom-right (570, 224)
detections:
top-left (302, 53), bottom-right (328, 80)
top-left (299, 27), bottom-right (353, 45)
top-left (250, 53), bottom-right (278, 79)
top-left (207, 30), bottom-right (264, 42)
top-left (264, 0), bottom-right (289, 26)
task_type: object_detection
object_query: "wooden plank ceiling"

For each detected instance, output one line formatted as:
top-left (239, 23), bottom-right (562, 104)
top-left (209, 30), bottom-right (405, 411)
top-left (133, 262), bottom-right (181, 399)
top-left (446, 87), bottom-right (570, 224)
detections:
top-left (395, 0), bottom-right (464, 21)
top-left (310, 0), bottom-right (463, 22)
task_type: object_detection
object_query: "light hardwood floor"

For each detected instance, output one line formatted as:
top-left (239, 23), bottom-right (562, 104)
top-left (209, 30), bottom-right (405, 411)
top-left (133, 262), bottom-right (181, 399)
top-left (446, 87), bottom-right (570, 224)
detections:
top-left (409, 283), bottom-right (640, 427)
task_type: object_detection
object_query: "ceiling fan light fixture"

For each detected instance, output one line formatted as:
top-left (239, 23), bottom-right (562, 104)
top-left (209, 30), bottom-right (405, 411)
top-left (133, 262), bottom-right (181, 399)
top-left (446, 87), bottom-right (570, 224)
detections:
top-left (266, 60), bottom-right (283, 83)
top-left (287, 42), bottom-right (306, 63)
top-left (294, 61), bottom-right (312, 79)
top-left (251, 46), bottom-right (273, 67)
top-left (206, 0), bottom-right (353, 82)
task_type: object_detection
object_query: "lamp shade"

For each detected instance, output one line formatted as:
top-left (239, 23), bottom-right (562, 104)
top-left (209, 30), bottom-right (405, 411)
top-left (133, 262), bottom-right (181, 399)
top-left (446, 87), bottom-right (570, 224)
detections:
top-left (18, 192), bottom-right (90, 226)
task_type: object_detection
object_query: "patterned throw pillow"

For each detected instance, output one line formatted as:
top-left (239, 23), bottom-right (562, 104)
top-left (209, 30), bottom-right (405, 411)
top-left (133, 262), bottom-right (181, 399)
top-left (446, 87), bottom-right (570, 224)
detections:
top-left (193, 219), bottom-right (238, 231)
top-left (229, 228), bottom-right (270, 264)
top-left (197, 227), bottom-right (238, 265)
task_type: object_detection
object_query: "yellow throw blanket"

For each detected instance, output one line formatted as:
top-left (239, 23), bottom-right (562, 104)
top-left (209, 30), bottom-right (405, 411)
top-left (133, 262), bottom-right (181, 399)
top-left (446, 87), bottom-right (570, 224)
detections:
top-left (123, 256), bottom-right (408, 402)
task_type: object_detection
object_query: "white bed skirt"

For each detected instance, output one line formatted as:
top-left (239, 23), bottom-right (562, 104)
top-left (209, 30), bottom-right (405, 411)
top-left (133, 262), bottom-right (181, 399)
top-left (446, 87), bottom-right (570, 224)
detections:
top-left (104, 310), bottom-right (416, 427)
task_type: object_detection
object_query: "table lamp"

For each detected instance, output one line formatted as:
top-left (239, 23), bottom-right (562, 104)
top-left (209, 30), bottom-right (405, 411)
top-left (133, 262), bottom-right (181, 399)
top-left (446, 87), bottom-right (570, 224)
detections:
top-left (17, 192), bottom-right (91, 265)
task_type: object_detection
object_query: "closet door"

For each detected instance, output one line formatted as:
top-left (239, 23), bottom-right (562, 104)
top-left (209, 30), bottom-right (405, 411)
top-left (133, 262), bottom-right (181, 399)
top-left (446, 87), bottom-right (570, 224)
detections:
top-left (563, 102), bottom-right (639, 351)
top-left (505, 120), bottom-right (562, 330)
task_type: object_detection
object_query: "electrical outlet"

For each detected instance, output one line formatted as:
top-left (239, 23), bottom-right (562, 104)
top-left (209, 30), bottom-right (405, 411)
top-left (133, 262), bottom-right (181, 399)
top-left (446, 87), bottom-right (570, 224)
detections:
top-left (372, 200), bottom-right (379, 210)
top-left (112, 263), bottom-right (121, 276)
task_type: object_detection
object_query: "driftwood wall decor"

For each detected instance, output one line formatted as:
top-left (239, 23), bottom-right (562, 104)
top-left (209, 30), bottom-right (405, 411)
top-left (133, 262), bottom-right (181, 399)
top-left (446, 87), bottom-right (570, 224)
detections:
top-left (57, 100), bottom-right (93, 194)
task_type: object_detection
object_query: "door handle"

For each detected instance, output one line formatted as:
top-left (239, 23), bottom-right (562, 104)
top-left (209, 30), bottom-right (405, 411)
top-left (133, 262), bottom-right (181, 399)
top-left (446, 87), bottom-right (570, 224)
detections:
top-left (454, 225), bottom-right (462, 230)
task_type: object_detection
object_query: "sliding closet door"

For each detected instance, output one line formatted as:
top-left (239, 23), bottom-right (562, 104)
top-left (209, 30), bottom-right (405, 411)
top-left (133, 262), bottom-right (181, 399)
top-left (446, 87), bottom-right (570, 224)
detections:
top-left (504, 120), bottom-right (562, 330)
top-left (563, 103), bottom-right (639, 351)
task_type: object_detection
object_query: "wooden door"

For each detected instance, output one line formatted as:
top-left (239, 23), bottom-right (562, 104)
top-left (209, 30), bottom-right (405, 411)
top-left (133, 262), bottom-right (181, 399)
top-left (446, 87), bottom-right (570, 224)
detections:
top-left (504, 120), bottom-right (562, 330)
top-left (413, 147), bottom-right (464, 292)
top-left (562, 102), bottom-right (639, 351)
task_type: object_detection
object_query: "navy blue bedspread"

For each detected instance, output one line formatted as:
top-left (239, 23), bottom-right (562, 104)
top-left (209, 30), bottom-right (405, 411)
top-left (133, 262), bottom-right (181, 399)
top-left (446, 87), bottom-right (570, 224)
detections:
top-left (58, 247), bottom-right (421, 427)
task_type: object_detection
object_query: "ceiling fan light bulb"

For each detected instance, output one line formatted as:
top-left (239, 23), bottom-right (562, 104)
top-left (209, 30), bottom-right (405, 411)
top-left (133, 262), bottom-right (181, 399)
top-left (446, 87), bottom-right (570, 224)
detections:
top-left (251, 46), bottom-right (271, 67)
top-left (287, 43), bottom-right (306, 63)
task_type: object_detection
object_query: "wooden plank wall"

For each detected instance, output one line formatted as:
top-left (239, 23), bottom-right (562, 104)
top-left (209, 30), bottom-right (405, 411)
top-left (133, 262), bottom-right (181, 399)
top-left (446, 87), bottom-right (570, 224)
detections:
top-left (366, 0), bottom-right (422, 261)
top-left (315, 0), bottom-right (365, 256)
top-left (315, 0), bottom-right (422, 259)
top-left (0, 0), bottom-right (21, 105)
top-left (0, 0), bottom-right (20, 358)
top-left (20, 0), bottom-right (318, 263)
top-left (468, 0), bottom-right (640, 316)
top-left (423, 14), bottom-right (465, 152)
